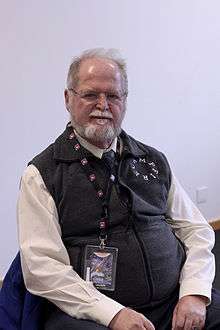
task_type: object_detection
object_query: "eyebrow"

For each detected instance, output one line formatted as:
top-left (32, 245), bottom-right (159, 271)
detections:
top-left (79, 89), bottom-right (120, 94)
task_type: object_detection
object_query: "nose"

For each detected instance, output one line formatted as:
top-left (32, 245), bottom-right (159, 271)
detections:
top-left (96, 93), bottom-right (109, 111)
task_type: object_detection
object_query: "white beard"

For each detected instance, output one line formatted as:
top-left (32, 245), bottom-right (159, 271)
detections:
top-left (72, 120), bottom-right (121, 147)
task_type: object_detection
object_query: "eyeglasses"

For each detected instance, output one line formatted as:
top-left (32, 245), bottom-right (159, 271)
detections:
top-left (68, 88), bottom-right (127, 104)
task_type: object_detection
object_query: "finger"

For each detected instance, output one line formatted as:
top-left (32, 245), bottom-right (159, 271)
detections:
top-left (190, 314), bottom-right (206, 330)
top-left (172, 311), bottom-right (185, 330)
top-left (183, 317), bottom-right (193, 330)
top-left (192, 318), bottom-right (205, 330)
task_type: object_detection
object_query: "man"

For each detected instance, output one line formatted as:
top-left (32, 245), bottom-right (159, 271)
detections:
top-left (17, 48), bottom-right (220, 330)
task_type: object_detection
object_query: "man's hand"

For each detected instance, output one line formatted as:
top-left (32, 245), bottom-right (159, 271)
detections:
top-left (172, 295), bottom-right (207, 330)
top-left (109, 307), bottom-right (155, 330)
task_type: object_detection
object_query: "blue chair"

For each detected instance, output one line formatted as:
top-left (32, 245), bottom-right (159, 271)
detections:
top-left (0, 253), bottom-right (44, 330)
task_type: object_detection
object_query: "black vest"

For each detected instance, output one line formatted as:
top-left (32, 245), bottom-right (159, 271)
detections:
top-left (30, 126), bottom-right (185, 309)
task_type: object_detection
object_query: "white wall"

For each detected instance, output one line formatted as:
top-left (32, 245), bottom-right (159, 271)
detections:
top-left (1, 0), bottom-right (220, 276)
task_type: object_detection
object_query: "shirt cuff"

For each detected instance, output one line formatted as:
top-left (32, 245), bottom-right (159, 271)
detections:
top-left (87, 294), bottom-right (125, 326)
top-left (179, 279), bottom-right (212, 305)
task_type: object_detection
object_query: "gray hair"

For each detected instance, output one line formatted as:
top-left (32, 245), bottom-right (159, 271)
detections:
top-left (66, 48), bottom-right (128, 95)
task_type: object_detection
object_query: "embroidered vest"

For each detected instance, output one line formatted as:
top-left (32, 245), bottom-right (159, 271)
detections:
top-left (30, 126), bottom-right (185, 308)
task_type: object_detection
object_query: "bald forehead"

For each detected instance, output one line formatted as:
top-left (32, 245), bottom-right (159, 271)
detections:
top-left (77, 57), bottom-right (123, 86)
top-left (79, 57), bottom-right (119, 74)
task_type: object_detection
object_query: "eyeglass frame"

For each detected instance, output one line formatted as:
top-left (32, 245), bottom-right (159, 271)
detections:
top-left (67, 88), bottom-right (127, 104)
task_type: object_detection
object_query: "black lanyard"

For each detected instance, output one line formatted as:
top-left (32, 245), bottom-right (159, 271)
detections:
top-left (71, 133), bottom-right (120, 247)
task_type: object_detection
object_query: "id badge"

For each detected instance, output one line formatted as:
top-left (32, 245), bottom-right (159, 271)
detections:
top-left (83, 245), bottom-right (118, 291)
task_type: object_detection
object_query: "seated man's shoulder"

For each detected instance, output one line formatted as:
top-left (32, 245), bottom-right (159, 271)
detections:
top-left (30, 143), bottom-right (55, 169)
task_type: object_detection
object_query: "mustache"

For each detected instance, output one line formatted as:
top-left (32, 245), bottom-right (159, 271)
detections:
top-left (89, 110), bottom-right (113, 119)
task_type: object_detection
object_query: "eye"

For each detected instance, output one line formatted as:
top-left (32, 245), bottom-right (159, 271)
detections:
top-left (82, 92), bottom-right (98, 101)
top-left (107, 93), bottom-right (120, 101)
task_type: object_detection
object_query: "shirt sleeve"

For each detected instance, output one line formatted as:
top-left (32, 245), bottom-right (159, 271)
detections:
top-left (17, 164), bottom-right (124, 326)
top-left (166, 173), bottom-right (215, 303)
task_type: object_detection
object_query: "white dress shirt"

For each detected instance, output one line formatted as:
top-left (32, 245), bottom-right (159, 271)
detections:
top-left (17, 135), bottom-right (215, 327)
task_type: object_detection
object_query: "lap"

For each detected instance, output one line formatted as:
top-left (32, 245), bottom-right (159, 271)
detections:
top-left (44, 288), bottom-right (220, 330)
top-left (44, 306), bottom-right (108, 330)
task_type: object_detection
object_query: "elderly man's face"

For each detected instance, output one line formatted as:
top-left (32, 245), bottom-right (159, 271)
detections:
top-left (64, 58), bottom-right (126, 149)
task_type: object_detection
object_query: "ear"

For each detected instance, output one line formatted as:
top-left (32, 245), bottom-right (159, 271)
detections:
top-left (64, 89), bottom-right (70, 112)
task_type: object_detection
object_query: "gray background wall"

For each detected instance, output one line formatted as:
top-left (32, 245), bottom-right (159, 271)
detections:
top-left (1, 0), bottom-right (220, 277)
